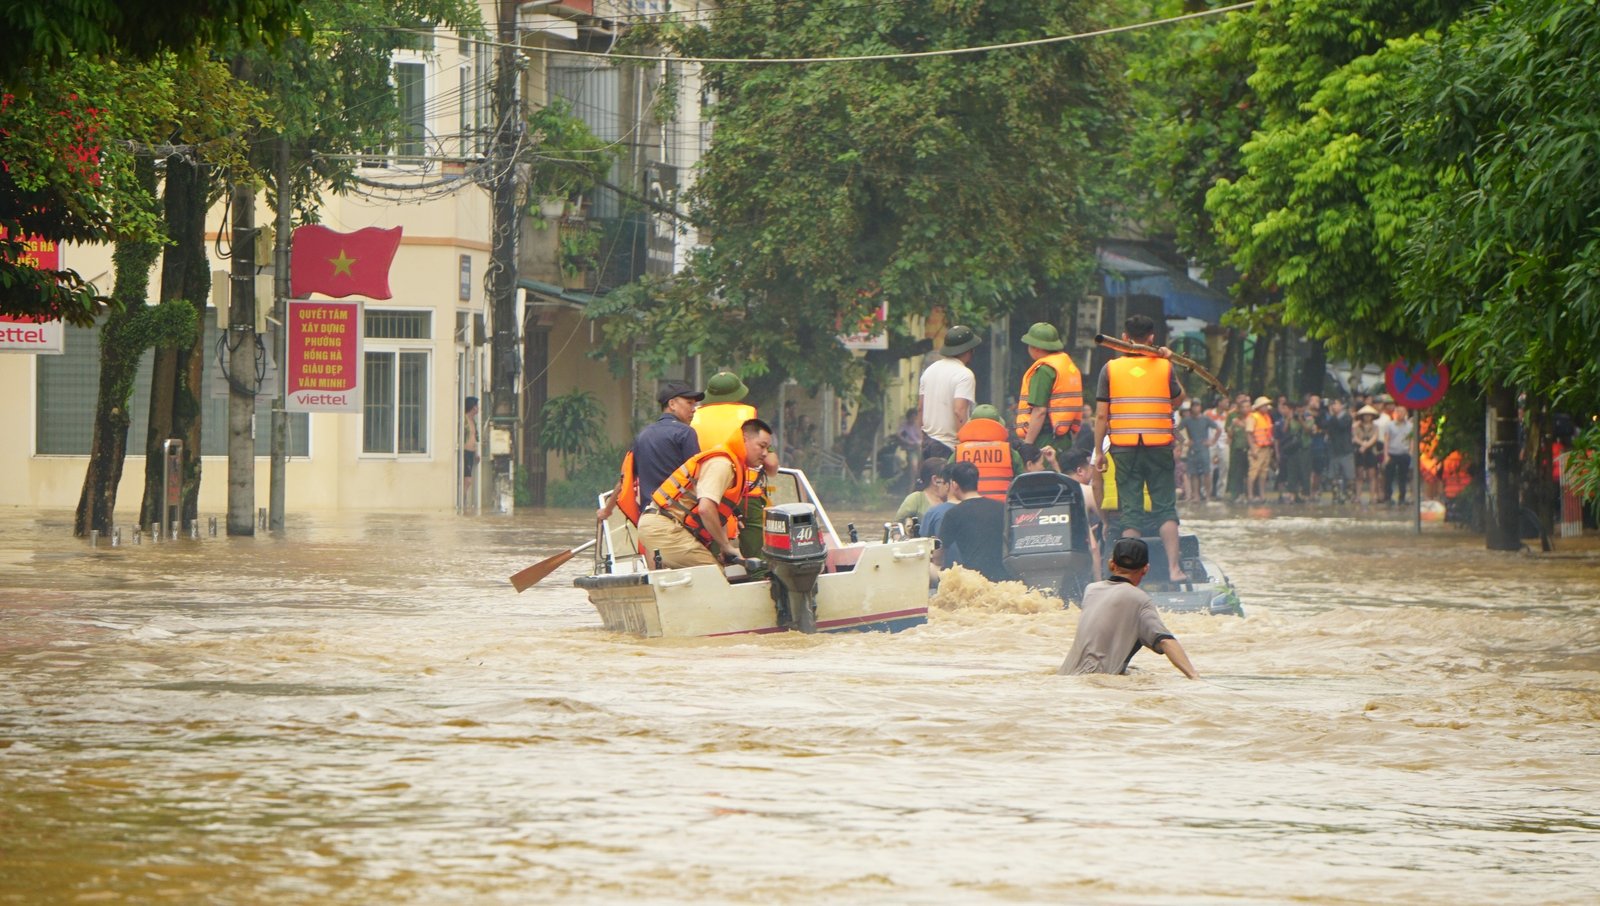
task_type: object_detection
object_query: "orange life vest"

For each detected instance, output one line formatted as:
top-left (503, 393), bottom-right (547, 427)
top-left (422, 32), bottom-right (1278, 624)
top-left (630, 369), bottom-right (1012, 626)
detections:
top-left (1105, 357), bottom-right (1175, 447)
top-left (651, 437), bottom-right (750, 549)
top-left (955, 418), bottom-right (1013, 501)
top-left (1015, 352), bottom-right (1083, 440)
top-left (1441, 451), bottom-right (1469, 499)
top-left (1250, 411), bottom-right (1274, 447)
top-left (691, 402), bottom-right (758, 451)
top-left (615, 450), bottom-right (642, 524)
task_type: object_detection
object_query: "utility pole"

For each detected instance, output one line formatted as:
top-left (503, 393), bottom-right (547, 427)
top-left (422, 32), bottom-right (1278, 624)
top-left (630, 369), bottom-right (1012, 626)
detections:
top-left (269, 134), bottom-right (291, 532)
top-left (487, 0), bottom-right (523, 510)
top-left (227, 176), bottom-right (258, 536)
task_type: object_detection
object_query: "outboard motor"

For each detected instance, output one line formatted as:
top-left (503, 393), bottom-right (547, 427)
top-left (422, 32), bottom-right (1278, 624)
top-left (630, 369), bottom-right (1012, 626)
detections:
top-left (1003, 471), bottom-right (1093, 603)
top-left (762, 503), bottom-right (827, 633)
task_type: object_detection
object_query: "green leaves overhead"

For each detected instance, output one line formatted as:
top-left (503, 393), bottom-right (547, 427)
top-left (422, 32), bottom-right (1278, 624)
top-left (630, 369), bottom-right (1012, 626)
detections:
top-left (1400, 0), bottom-right (1600, 414)
top-left (603, 0), bottom-right (1127, 390)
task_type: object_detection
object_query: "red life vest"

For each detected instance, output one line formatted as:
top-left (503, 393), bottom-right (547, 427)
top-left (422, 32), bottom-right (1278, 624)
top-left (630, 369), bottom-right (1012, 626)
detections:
top-left (955, 418), bottom-right (1014, 501)
top-left (1015, 352), bottom-right (1083, 440)
top-left (1105, 356), bottom-right (1175, 447)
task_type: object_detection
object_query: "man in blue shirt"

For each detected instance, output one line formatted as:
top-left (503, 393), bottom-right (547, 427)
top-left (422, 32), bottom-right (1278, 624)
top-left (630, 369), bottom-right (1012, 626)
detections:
top-left (597, 380), bottom-right (704, 522)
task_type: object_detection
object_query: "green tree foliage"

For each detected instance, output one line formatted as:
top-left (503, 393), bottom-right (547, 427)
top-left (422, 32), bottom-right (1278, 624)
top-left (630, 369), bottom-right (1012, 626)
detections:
top-left (1, 0), bottom-right (301, 322)
top-left (1125, 1), bottom-right (1260, 275)
top-left (526, 100), bottom-right (619, 206)
top-left (596, 0), bottom-right (1127, 391)
top-left (1398, 0), bottom-right (1600, 416)
top-left (1201, 0), bottom-right (1466, 363)
top-left (0, 0), bottom-right (306, 79)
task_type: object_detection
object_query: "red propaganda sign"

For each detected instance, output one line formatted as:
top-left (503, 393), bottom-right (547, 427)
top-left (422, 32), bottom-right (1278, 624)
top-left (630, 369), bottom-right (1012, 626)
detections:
top-left (1, 226), bottom-right (61, 270)
top-left (290, 225), bottom-right (402, 299)
top-left (1385, 359), bottom-right (1450, 410)
top-left (839, 291), bottom-right (889, 351)
top-left (0, 226), bottom-right (65, 354)
top-left (286, 300), bottom-right (363, 412)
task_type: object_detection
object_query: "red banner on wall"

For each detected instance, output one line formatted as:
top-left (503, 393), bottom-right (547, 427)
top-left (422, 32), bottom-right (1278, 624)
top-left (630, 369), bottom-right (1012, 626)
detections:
top-left (286, 300), bottom-right (362, 412)
top-left (0, 226), bottom-right (65, 354)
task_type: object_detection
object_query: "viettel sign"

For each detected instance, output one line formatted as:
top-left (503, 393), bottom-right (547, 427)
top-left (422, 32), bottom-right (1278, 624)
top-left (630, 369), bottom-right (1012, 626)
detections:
top-left (1, 227), bottom-right (65, 354)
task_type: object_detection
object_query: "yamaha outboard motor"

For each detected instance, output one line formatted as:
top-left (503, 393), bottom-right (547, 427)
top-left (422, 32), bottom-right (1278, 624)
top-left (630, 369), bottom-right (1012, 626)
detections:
top-left (1003, 472), bottom-right (1093, 603)
top-left (762, 503), bottom-right (827, 633)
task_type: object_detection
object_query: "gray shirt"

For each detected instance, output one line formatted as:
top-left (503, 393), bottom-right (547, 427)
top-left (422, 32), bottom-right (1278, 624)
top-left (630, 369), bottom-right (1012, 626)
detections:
top-left (1058, 577), bottom-right (1176, 675)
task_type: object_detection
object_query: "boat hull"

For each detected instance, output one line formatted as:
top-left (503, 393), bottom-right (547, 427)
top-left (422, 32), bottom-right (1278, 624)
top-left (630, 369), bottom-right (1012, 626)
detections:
top-left (577, 538), bottom-right (935, 638)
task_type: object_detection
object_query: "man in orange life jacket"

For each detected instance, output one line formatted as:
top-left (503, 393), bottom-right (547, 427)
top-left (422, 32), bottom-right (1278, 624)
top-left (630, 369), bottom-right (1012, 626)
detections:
top-left (637, 418), bottom-right (775, 569)
top-left (1015, 322), bottom-right (1085, 459)
top-left (954, 404), bottom-right (1024, 502)
top-left (1092, 314), bottom-right (1188, 584)
top-left (689, 371), bottom-right (776, 557)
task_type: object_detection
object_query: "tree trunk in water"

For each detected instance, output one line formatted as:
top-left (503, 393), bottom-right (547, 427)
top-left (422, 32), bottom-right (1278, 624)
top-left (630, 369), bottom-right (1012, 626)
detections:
top-left (1299, 337), bottom-right (1326, 399)
top-left (1519, 397), bottom-right (1558, 550)
top-left (840, 359), bottom-right (885, 478)
top-left (74, 154), bottom-right (160, 537)
top-left (1485, 384), bottom-right (1521, 551)
top-left (839, 337), bottom-right (930, 479)
top-left (1217, 327), bottom-right (1242, 398)
top-left (1248, 330), bottom-right (1273, 398)
top-left (141, 154), bottom-right (211, 528)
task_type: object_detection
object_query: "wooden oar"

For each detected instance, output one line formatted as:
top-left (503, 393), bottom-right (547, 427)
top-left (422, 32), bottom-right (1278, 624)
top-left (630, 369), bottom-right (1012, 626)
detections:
top-left (510, 539), bottom-right (597, 593)
top-left (1094, 333), bottom-right (1230, 398)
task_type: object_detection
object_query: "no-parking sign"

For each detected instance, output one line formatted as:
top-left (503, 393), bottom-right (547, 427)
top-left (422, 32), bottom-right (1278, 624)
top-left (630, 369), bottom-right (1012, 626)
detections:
top-left (1384, 359), bottom-right (1450, 409)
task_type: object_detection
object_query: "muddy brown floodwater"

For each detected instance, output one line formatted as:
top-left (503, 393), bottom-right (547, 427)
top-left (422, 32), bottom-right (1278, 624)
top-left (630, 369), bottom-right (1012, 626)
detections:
top-left (1, 505), bottom-right (1597, 904)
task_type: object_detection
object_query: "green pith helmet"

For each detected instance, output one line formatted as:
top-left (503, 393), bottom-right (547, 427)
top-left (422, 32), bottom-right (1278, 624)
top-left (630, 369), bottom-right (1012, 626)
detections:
top-left (939, 325), bottom-right (982, 356)
top-left (971, 404), bottom-right (1003, 422)
top-left (703, 371), bottom-right (749, 404)
top-left (1020, 322), bottom-right (1064, 351)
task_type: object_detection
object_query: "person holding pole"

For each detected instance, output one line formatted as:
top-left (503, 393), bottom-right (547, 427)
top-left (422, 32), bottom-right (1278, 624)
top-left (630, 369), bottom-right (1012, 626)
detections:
top-left (1092, 314), bottom-right (1188, 585)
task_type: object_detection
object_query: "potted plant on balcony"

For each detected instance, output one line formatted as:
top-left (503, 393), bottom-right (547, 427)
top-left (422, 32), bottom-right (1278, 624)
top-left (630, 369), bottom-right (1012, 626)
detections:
top-left (525, 100), bottom-right (617, 226)
top-left (559, 225), bottom-right (601, 290)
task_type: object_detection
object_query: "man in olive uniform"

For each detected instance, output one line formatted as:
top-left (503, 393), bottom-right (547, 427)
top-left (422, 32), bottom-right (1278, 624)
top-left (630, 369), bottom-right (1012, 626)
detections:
top-left (1015, 322), bottom-right (1086, 461)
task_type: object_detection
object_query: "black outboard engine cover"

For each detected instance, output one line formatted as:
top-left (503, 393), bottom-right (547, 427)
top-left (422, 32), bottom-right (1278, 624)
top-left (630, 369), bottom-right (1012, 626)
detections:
top-left (762, 503), bottom-right (827, 633)
top-left (1003, 471), bottom-right (1094, 603)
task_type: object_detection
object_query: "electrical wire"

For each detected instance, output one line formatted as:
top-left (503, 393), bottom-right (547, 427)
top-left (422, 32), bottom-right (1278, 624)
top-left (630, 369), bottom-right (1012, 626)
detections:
top-left (402, 2), bottom-right (1256, 66)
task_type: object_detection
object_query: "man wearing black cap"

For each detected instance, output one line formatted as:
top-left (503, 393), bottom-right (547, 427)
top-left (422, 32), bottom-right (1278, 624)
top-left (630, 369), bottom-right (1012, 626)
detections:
top-left (597, 380), bottom-right (704, 523)
top-left (1058, 538), bottom-right (1199, 678)
top-left (918, 325), bottom-right (981, 460)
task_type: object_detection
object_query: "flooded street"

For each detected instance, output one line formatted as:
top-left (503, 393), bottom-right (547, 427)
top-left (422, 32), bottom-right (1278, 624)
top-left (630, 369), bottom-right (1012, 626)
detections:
top-left (2, 505), bottom-right (1597, 904)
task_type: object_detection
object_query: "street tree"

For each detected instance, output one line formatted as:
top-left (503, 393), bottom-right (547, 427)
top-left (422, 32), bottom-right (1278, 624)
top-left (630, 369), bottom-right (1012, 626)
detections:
top-left (1397, 0), bottom-right (1600, 517)
top-left (594, 0), bottom-right (1128, 434)
top-left (1202, 0), bottom-right (1467, 366)
top-left (0, 0), bottom-right (306, 325)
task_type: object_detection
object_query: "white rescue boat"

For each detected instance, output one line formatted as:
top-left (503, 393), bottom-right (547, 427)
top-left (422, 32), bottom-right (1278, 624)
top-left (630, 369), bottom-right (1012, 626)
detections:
top-left (576, 468), bottom-right (933, 638)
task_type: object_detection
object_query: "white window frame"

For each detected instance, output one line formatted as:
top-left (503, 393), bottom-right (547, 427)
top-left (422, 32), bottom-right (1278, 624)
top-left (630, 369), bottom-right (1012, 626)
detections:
top-left (361, 310), bottom-right (433, 459)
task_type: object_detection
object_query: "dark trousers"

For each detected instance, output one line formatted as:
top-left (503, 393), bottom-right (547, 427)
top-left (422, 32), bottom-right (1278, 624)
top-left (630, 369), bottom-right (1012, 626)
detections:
top-left (1385, 454), bottom-right (1412, 503)
top-left (1227, 448), bottom-right (1248, 500)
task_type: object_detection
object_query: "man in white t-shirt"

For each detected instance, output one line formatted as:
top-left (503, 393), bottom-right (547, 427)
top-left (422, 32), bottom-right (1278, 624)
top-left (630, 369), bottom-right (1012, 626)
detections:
top-left (1381, 405), bottom-right (1415, 505)
top-left (918, 325), bottom-right (980, 459)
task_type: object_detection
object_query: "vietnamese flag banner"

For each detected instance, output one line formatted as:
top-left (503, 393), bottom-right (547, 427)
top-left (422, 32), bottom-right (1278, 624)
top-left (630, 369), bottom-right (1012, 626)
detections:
top-left (290, 225), bottom-right (402, 299)
top-left (286, 300), bottom-right (362, 413)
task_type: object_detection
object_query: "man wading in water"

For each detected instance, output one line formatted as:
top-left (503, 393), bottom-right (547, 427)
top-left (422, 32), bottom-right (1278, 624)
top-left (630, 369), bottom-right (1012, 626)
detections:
top-left (1059, 538), bottom-right (1199, 679)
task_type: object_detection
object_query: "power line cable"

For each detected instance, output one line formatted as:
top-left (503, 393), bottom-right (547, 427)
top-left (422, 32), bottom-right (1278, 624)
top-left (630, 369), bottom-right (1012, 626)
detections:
top-left (401, 2), bottom-right (1256, 66)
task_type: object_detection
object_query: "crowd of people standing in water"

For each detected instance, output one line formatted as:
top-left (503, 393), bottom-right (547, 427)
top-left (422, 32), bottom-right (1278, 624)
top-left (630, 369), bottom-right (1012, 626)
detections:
top-left (1186, 389), bottom-right (1423, 507)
